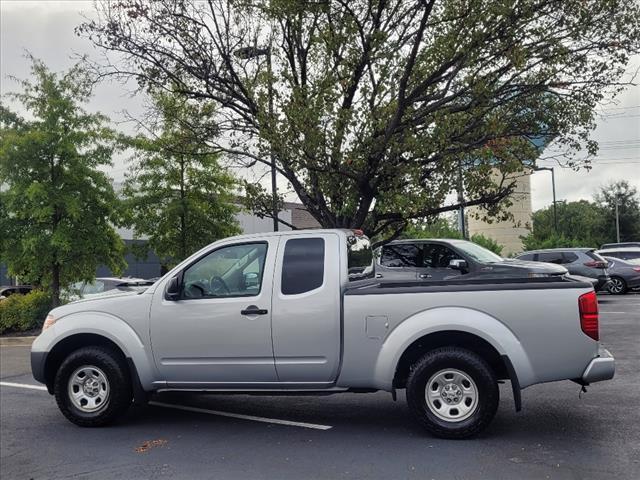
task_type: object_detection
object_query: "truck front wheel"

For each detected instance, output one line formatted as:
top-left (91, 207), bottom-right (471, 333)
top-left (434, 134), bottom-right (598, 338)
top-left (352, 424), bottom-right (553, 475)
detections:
top-left (53, 346), bottom-right (132, 427)
top-left (406, 347), bottom-right (499, 439)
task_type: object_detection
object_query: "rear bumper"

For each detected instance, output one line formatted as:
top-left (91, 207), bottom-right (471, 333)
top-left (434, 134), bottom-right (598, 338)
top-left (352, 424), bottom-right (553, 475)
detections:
top-left (582, 348), bottom-right (615, 384)
top-left (594, 276), bottom-right (611, 292)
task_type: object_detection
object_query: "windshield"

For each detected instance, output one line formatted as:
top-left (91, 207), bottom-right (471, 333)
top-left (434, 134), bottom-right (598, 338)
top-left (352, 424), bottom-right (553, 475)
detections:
top-left (451, 240), bottom-right (503, 263)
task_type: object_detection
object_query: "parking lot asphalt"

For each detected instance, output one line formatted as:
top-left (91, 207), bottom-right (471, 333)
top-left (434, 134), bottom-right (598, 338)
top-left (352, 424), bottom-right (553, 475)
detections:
top-left (1, 293), bottom-right (639, 480)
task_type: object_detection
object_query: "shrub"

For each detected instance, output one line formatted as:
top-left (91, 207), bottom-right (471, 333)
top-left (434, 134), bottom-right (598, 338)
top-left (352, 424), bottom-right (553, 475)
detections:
top-left (0, 290), bottom-right (51, 334)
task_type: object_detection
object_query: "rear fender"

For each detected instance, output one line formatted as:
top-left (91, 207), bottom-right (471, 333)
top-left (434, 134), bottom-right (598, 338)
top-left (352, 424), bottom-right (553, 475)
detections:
top-left (372, 306), bottom-right (536, 390)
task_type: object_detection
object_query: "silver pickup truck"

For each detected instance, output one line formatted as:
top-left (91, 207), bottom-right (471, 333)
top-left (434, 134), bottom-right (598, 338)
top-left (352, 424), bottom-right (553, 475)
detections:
top-left (31, 229), bottom-right (615, 438)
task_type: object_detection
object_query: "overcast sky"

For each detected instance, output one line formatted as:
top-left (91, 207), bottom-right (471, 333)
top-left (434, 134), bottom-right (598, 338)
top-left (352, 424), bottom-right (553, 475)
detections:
top-left (2, 0), bottom-right (639, 211)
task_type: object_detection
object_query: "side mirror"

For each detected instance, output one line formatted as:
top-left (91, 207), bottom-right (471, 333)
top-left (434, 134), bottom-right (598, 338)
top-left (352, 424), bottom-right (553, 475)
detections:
top-left (244, 272), bottom-right (259, 288)
top-left (449, 259), bottom-right (468, 271)
top-left (165, 275), bottom-right (181, 301)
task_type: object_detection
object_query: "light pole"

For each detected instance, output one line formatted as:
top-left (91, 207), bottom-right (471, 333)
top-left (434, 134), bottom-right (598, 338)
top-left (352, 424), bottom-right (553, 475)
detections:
top-left (457, 159), bottom-right (467, 239)
top-left (234, 42), bottom-right (279, 232)
top-left (534, 166), bottom-right (557, 233)
top-left (615, 197), bottom-right (621, 243)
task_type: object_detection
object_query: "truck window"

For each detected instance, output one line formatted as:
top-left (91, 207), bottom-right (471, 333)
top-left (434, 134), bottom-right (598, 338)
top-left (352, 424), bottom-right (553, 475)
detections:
top-left (380, 244), bottom-right (420, 267)
top-left (347, 233), bottom-right (374, 280)
top-left (537, 252), bottom-right (564, 264)
top-left (182, 243), bottom-right (267, 298)
top-left (423, 245), bottom-right (462, 268)
top-left (281, 238), bottom-right (325, 295)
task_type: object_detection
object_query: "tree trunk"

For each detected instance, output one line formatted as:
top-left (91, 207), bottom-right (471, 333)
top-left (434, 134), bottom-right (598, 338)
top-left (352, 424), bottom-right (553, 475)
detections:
top-left (51, 262), bottom-right (61, 308)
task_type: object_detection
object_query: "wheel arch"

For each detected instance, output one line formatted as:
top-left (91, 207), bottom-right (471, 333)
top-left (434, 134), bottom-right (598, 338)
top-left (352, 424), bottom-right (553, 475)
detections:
top-left (393, 331), bottom-right (507, 389)
top-left (44, 333), bottom-right (124, 393)
top-left (372, 307), bottom-right (536, 397)
top-left (36, 312), bottom-right (156, 398)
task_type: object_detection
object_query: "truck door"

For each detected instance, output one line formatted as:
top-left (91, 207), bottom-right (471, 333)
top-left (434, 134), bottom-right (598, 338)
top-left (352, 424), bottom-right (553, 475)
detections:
top-left (416, 243), bottom-right (464, 281)
top-left (149, 239), bottom-right (278, 385)
top-left (375, 243), bottom-right (421, 280)
top-left (270, 232), bottom-right (342, 383)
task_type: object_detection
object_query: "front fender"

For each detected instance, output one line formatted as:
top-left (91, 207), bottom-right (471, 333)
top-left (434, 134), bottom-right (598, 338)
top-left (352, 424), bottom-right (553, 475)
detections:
top-left (372, 306), bottom-right (536, 390)
top-left (31, 311), bottom-right (157, 390)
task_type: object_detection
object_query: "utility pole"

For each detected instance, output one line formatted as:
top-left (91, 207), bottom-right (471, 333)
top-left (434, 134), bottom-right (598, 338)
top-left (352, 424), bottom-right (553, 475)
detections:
top-left (265, 40), bottom-right (278, 232)
top-left (534, 166), bottom-right (557, 233)
top-left (234, 42), bottom-right (279, 231)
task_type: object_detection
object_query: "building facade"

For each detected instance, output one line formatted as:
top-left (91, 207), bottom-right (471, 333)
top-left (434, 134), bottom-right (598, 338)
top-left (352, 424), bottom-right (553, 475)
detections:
top-left (467, 170), bottom-right (533, 256)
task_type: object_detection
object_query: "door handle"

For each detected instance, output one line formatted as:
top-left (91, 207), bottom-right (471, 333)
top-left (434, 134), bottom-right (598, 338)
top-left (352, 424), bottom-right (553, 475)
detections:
top-left (419, 274), bottom-right (432, 279)
top-left (241, 305), bottom-right (268, 315)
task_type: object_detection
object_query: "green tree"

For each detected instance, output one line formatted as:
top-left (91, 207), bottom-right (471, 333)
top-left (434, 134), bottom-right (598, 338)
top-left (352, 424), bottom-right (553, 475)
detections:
top-left (595, 180), bottom-right (640, 243)
top-left (81, 0), bottom-right (640, 241)
top-left (122, 92), bottom-right (241, 267)
top-left (469, 234), bottom-right (504, 256)
top-left (521, 200), bottom-right (610, 249)
top-left (400, 217), bottom-right (463, 241)
top-left (0, 58), bottom-right (125, 307)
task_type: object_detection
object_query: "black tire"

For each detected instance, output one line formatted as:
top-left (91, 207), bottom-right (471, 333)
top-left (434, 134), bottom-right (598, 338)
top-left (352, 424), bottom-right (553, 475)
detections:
top-left (406, 347), bottom-right (499, 439)
top-left (608, 276), bottom-right (628, 295)
top-left (54, 346), bottom-right (132, 427)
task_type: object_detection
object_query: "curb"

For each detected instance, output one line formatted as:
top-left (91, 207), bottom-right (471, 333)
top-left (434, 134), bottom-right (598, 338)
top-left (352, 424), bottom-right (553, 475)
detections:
top-left (0, 336), bottom-right (36, 346)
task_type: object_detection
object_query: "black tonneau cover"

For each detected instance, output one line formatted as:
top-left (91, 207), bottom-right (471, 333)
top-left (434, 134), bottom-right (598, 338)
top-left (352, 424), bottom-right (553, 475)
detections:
top-left (345, 276), bottom-right (593, 295)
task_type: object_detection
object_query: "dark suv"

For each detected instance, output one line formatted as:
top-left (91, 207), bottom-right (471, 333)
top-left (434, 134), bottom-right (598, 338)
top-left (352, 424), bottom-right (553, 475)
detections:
top-left (514, 248), bottom-right (610, 291)
top-left (375, 239), bottom-right (568, 282)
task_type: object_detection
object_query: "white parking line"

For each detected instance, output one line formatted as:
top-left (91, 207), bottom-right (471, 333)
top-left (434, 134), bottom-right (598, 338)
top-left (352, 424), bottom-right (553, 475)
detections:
top-left (0, 381), bottom-right (47, 391)
top-left (149, 401), bottom-right (332, 430)
top-left (0, 381), bottom-right (333, 431)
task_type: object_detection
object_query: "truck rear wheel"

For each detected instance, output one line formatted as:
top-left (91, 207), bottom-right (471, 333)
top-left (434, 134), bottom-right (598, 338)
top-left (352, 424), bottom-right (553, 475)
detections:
top-left (54, 346), bottom-right (132, 427)
top-left (406, 347), bottom-right (499, 439)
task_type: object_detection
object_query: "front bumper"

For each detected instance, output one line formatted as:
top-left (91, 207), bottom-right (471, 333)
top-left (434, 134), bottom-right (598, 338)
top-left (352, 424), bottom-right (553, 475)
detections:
top-left (31, 350), bottom-right (48, 385)
top-left (582, 348), bottom-right (615, 384)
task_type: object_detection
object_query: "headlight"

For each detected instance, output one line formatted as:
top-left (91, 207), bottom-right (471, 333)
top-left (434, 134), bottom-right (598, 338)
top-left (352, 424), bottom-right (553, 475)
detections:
top-left (42, 313), bottom-right (56, 332)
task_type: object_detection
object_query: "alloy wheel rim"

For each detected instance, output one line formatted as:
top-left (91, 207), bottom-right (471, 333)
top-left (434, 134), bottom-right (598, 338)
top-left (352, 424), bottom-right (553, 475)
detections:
top-left (67, 365), bottom-right (110, 413)
top-left (609, 278), bottom-right (624, 293)
top-left (425, 368), bottom-right (478, 422)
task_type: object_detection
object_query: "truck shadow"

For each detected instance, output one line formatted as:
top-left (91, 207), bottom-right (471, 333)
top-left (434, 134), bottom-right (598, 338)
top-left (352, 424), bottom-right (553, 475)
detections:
top-left (122, 387), bottom-right (596, 443)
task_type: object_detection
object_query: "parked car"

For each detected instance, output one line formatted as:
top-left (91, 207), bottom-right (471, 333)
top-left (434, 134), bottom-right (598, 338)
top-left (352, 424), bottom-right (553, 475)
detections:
top-left (514, 248), bottom-right (611, 292)
top-left (600, 242), bottom-right (640, 249)
top-left (0, 285), bottom-right (33, 300)
top-left (32, 229), bottom-right (614, 439)
top-left (375, 239), bottom-right (568, 282)
top-left (65, 277), bottom-right (154, 302)
top-left (596, 247), bottom-right (640, 262)
top-left (601, 256), bottom-right (640, 295)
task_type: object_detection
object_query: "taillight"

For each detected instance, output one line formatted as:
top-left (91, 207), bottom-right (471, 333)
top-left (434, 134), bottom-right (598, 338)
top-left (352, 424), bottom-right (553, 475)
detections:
top-left (633, 267), bottom-right (640, 273)
top-left (583, 260), bottom-right (607, 269)
top-left (578, 291), bottom-right (599, 341)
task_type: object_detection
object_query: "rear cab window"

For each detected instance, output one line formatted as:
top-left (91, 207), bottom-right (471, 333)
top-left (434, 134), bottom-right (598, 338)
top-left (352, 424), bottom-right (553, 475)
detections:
top-left (281, 238), bottom-right (325, 295)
